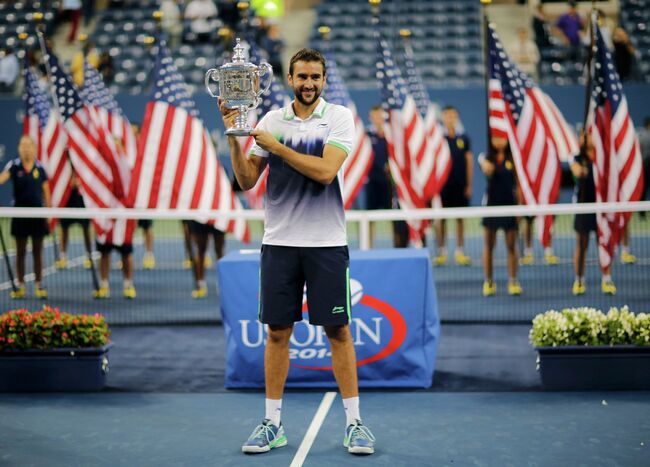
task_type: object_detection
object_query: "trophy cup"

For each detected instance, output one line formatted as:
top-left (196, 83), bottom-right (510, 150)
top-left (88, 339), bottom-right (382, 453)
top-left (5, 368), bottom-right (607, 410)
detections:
top-left (205, 38), bottom-right (273, 136)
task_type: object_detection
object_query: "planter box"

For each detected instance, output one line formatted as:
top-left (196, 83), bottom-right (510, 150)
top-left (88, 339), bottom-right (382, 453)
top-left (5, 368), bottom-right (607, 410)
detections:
top-left (536, 345), bottom-right (650, 391)
top-left (0, 343), bottom-right (113, 392)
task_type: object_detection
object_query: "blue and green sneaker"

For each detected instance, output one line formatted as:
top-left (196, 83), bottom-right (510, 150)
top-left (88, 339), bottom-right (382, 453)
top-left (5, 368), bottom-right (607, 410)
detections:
top-left (242, 419), bottom-right (287, 454)
top-left (343, 419), bottom-right (375, 455)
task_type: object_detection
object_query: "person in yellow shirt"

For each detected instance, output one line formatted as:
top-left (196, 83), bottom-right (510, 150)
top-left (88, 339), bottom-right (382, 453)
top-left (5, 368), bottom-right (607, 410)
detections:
top-left (70, 41), bottom-right (99, 87)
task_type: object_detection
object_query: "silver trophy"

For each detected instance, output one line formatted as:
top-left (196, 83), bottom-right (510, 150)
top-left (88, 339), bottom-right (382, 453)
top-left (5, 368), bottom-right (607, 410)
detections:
top-left (205, 38), bottom-right (273, 136)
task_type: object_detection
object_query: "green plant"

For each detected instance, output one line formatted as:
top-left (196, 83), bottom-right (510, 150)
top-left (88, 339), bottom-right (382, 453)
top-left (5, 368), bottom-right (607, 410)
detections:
top-left (0, 306), bottom-right (110, 351)
top-left (530, 306), bottom-right (650, 347)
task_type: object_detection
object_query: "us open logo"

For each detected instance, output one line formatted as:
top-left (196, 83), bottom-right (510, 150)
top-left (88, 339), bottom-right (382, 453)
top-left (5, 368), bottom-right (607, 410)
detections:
top-left (238, 279), bottom-right (407, 371)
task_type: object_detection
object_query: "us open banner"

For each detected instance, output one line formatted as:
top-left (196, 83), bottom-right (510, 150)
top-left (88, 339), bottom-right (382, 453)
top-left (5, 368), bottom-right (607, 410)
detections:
top-left (218, 248), bottom-right (440, 388)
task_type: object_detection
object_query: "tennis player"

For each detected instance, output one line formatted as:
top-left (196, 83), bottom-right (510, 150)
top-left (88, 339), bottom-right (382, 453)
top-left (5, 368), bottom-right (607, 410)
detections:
top-left (219, 48), bottom-right (375, 455)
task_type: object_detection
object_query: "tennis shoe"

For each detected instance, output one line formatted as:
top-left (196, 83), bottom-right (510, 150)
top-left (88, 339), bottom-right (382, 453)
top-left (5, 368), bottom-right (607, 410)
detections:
top-left (204, 256), bottom-right (213, 268)
top-left (601, 279), bottom-right (617, 295)
top-left (10, 285), bottom-right (26, 299)
top-left (433, 254), bottom-right (447, 266)
top-left (454, 252), bottom-right (471, 266)
top-left (55, 257), bottom-right (68, 269)
top-left (83, 258), bottom-right (92, 269)
top-left (572, 280), bottom-right (586, 296)
top-left (621, 251), bottom-right (636, 264)
top-left (508, 281), bottom-right (523, 296)
top-left (520, 253), bottom-right (534, 266)
top-left (35, 286), bottom-right (48, 299)
top-left (182, 259), bottom-right (192, 269)
top-left (142, 254), bottom-right (156, 270)
top-left (123, 285), bottom-right (136, 299)
top-left (344, 419), bottom-right (375, 455)
top-left (482, 280), bottom-right (496, 297)
top-left (544, 253), bottom-right (560, 265)
top-left (92, 286), bottom-right (110, 299)
top-left (191, 285), bottom-right (207, 299)
top-left (242, 419), bottom-right (287, 454)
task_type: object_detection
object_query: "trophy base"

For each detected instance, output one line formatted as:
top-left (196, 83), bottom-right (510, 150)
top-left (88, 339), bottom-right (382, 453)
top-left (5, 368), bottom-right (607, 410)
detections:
top-left (225, 128), bottom-right (253, 137)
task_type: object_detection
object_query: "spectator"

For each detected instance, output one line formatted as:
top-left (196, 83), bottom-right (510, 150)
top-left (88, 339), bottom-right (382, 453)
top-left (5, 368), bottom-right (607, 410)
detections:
top-left (219, 0), bottom-right (241, 31)
top-left (70, 41), bottom-right (99, 87)
top-left (612, 27), bottom-right (636, 82)
top-left (555, 0), bottom-right (584, 61)
top-left (261, 23), bottom-right (285, 76)
top-left (97, 51), bottom-right (114, 84)
top-left (62, 0), bottom-right (83, 43)
top-left (184, 0), bottom-right (219, 43)
top-left (0, 48), bottom-right (19, 93)
top-left (365, 106), bottom-right (407, 248)
top-left (160, 0), bottom-right (182, 47)
top-left (479, 136), bottom-right (522, 297)
top-left (509, 27), bottom-right (540, 80)
top-left (188, 221), bottom-right (224, 298)
top-left (532, 3), bottom-right (551, 51)
top-left (435, 106), bottom-right (473, 266)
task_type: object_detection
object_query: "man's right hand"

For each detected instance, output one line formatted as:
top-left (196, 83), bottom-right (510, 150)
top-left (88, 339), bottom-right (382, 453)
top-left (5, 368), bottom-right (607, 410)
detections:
top-left (218, 97), bottom-right (240, 134)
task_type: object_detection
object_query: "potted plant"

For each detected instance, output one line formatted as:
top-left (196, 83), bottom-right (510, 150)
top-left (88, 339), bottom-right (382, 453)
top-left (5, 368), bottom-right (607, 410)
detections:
top-left (0, 306), bottom-right (113, 391)
top-left (530, 306), bottom-right (650, 390)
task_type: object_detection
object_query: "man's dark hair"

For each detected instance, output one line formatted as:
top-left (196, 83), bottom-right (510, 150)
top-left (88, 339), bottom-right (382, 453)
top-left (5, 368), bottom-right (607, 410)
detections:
top-left (289, 48), bottom-right (326, 76)
top-left (370, 105), bottom-right (383, 112)
top-left (442, 105), bottom-right (457, 112)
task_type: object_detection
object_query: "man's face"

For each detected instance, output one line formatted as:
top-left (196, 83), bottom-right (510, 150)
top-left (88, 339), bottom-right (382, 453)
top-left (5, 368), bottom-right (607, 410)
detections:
top-left (442, 109), bottom-right (458, 129)
top-left (288, 60), bottom-right (325, 107)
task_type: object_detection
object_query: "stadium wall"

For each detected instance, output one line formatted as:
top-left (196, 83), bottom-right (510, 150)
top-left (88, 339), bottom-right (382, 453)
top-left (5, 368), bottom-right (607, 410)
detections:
top-left (1, 83), bottom-right (648, 207)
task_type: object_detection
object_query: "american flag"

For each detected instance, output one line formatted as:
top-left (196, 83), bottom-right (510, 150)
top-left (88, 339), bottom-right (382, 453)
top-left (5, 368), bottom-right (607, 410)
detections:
top-left (22, 63), bottom-right (71, 212)
top-left (487, 24), bottom-right (579, 248)
top-left (588, 23), bottom-right (644, 271)
top-left (43, 45), bottom-right (134, 246)
top-left (238, 39), bottom-right (288, 209)
top-left (400, 40), bottom-right (450, 201)
top-left (127, 43), bottom-right (249, 242)
top-left (79, 60), bottom-right (138, 169)
top-left (323, 50), bottom-right (373, 209)
top-left (375, 36), bottom-right (428, 239)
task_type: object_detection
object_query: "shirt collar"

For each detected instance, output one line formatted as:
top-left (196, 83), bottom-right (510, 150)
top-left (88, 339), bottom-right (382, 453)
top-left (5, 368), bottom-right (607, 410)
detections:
top-left (283, 98), bottom-right (328, 121)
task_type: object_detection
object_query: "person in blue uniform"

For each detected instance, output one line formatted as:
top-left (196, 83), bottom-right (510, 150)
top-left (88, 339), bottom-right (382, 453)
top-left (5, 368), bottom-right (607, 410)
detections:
top-left (435, 106), bottom-right (473, 265)
top-left (479, 135), bottom-right (522, 297)
top-left (56, 167), bottom-right (93, 269)
top-left (366, 105), bottom-right (408, 248)
top-left (571, 131), bottom-right (616, 295)
top-left (0, 136), bottom-right (51, 298)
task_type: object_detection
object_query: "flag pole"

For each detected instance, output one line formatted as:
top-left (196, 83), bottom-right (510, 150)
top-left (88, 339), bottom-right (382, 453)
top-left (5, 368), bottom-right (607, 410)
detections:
top-left (480, 0), bottom-right (492, 159)
top-left (579, 6), bottom-right (598, 158)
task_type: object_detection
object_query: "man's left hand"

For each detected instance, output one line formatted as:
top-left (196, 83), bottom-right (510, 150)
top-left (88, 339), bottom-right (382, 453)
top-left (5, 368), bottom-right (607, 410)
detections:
top-left (250, 129), bottom-right (280, 154)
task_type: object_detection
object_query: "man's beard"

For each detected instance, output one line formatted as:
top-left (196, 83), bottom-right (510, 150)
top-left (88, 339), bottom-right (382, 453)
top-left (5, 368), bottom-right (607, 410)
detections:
top-left (293, 85), bottom-right (321, 106)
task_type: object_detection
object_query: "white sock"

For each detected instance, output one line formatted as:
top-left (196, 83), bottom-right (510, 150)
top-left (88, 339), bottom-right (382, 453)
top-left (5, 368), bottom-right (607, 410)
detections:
top-left (602, 274), bottom-right (612, 283)
top-left (123, 279), bottom-right (133, 288)
top-left (544, 247), bottom-right (553, 256)
top-left (621, 246), bottom-right (630, 254)
top-left (455, 247), bottom-right (464, 255)
top-left (438, 247), bottom-right (447, 257)
top-left (197, 280), bottom-right (206, 289)
top-left (575, 275), bottom-right (584, 284)
top-left (342, 396), bottom-right (360, 426)
top-left (100, 280), bottom-right (109, 289)
top-left (265, 398), bottom-right (282, 427)
top-left (59, 252), bottom-right (67, 260)
top-left (525, 247), bottom-right (533, 256)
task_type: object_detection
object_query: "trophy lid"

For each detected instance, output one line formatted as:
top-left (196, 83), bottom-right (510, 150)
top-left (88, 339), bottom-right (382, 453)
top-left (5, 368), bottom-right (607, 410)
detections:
top-left (221, 37), bottom-right (257, 71)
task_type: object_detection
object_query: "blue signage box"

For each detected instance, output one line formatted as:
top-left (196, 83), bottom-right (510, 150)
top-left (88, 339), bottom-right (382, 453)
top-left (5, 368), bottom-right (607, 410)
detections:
top-left (218, 248), bottom-right (440, 388)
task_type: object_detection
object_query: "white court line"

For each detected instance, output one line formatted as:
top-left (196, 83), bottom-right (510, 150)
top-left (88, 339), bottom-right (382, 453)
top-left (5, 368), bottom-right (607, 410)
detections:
top-left (290, 392), bottom-right (337, 467)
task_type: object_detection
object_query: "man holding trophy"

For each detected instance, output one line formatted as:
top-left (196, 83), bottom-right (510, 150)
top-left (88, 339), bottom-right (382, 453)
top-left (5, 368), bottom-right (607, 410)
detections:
top-left (209, 45), bottom-right (376, 455)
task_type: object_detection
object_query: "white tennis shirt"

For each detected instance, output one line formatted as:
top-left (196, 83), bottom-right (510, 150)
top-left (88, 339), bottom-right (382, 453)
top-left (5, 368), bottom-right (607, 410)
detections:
top-left (249, 98), bottom-right (354, 247)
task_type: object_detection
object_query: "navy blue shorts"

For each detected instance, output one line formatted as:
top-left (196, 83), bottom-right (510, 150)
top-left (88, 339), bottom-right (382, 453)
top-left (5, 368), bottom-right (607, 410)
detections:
top-left (259, 245), bottom-right (351, 326)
